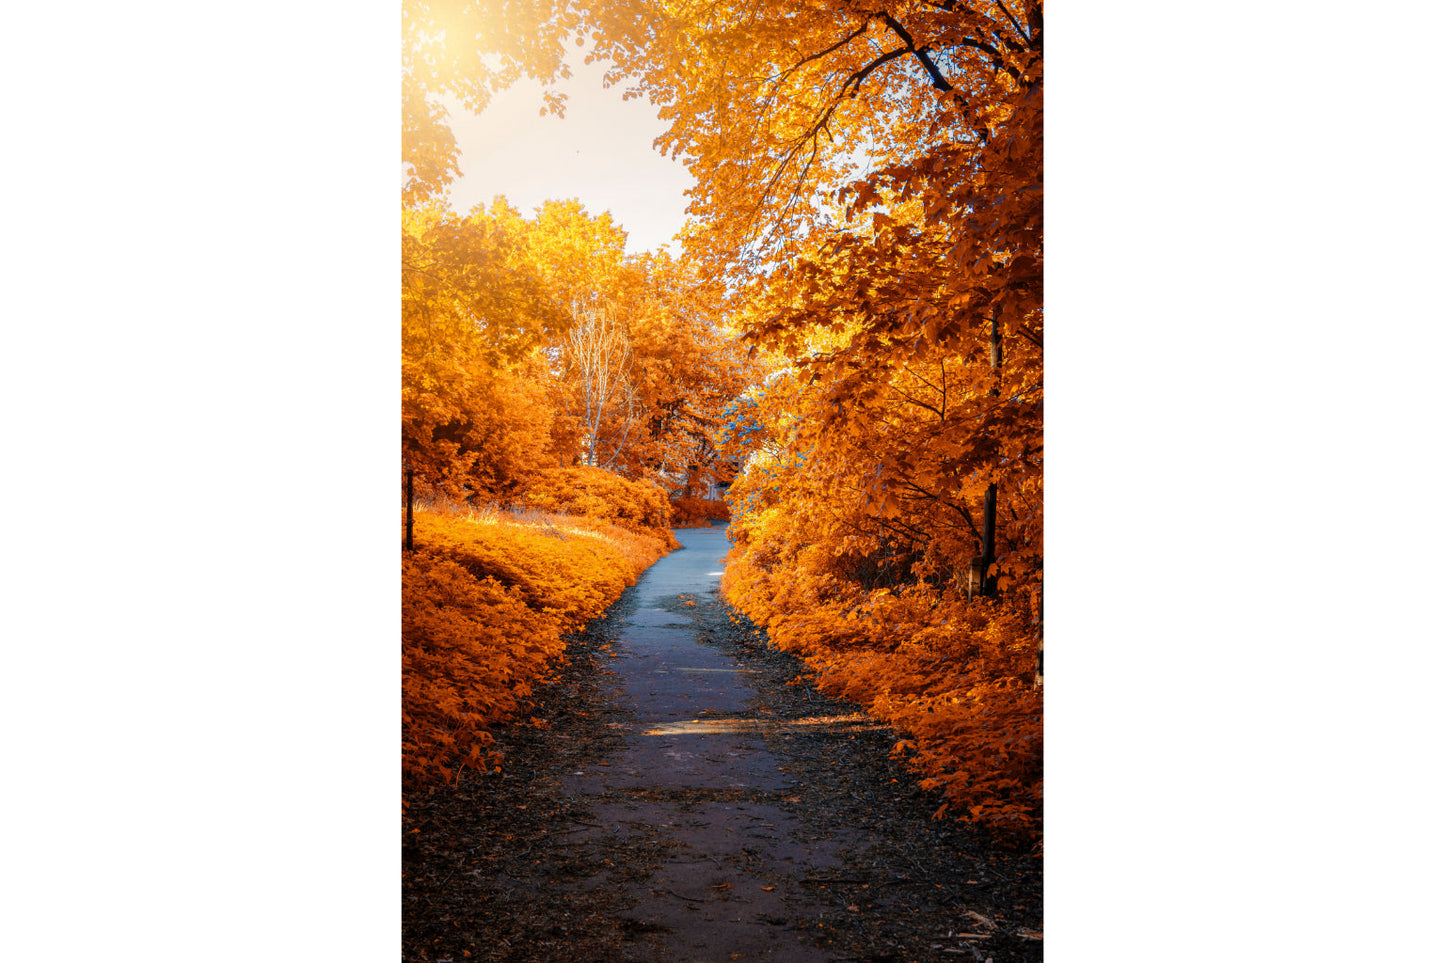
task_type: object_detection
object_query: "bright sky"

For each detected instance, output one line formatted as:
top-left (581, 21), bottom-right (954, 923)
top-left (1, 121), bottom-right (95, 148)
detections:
top-left (441, 55), bottom-right (695, 255)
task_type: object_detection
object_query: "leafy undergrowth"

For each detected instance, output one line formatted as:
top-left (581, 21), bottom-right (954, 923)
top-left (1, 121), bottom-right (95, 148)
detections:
top-left (520, 466), bottom-right (678, 540)
top-left (722, 551), bottom-right (1042, 845)
top-left (404, 501), bottom-right (673, 794)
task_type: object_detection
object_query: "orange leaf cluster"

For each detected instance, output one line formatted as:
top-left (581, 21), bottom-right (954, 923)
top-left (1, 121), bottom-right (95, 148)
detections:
top-left (717, 334), bottom-right (1042, 842)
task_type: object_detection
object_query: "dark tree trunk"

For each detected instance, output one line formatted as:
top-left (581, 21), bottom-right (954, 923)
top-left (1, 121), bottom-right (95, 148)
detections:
top-left (979, 314), bottom-right (1003, 596)
top-left (405, 468), bottom-right (415, 552)
top-left (1035, 579), bottom-right (1044, 687)
top-left (980, 483), bottom-right (997, 595)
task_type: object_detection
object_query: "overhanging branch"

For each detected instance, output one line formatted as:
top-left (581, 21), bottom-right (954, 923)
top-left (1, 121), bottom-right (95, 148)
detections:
top-left (875, 12), bottom-right (953, 92)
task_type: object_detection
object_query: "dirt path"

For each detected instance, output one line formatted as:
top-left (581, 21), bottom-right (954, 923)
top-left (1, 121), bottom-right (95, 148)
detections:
top-left (404, 526), bottom-right (1042, 962)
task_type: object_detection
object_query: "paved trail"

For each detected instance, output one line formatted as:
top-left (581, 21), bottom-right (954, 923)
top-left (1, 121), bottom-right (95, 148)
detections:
top-left (558, 525), bottom-right (840, 961)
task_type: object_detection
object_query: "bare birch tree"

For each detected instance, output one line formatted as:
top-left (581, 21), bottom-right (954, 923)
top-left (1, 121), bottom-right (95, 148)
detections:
top-left (566, 304), bottom-right (639, 468)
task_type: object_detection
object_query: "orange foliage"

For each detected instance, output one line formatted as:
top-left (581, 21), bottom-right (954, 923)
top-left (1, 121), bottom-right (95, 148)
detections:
top-left (723, 550), bottom-right (1041, 840)
top-left (602, 252), bottom-right (757, 497)
top-left (665, 0), bottom-right (1044, 843)
top-left (402, 202), bottom-right (566, 497)
top-left (520, 466), bottom-right (677, 543)
top-left (403, 198), bottom-right (754, 504)
top-left (402, 550), bottom-right (545, 789)
top-left (403, 505), bottom-right (672, 792)
top-left (669, 496), bottom-right (730, 528)
top-left (717, 333), bottom-right (1042, 843)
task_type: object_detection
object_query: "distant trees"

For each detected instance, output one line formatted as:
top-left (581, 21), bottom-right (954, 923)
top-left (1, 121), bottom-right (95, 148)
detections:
top-left (402, 195), bottom-right (754, 501)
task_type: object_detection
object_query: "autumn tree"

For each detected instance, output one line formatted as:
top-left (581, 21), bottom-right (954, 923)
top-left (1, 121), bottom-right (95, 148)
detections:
top-left (566, 304), bottom-right (639, 469)
top-left (402, 201), bottom-right (573, 496)
top-left (603, 0), bottom-right (1045, 607)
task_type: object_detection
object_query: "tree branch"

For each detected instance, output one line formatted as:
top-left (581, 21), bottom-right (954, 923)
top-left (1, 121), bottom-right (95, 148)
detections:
top-left (1013, 322), bottom-right (1043, 349)
top-left (883, 381), bottom-right (943, 419)
top-left (770, 21), bottom-right (871, 89)
top-left (843, 45), bottom-right (914, 98)
top-left (875, 12), bottom-right (953, 91)
top-left (994, 0), bottom-right (1029, 44)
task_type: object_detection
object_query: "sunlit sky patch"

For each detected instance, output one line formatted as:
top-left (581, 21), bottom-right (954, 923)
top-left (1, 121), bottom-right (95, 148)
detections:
top-left (442, 50), bottom-right (694, 255)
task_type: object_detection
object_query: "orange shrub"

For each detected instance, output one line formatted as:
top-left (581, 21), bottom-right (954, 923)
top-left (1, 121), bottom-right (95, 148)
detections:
top-left (521, 466), bottom-right (675, 540)
top-left (722, 547), bottom-right (1042, 842)
top-left (403, 552), bottom-right (549, 789)
top-left (403, 506), bottom-right (672, 792)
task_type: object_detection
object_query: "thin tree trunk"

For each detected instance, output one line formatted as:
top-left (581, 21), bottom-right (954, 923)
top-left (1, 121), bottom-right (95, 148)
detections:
top-left (405, 468), bottom-right (415, 551)
top-left (980, 483), bottom-right (997, 595)
top-left (980, 314), bottom-right (1002, 596)
top-left (1035, 579), bottom-right (1044, 687)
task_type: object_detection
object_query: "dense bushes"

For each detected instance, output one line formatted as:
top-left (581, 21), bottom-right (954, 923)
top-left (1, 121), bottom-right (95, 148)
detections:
top-left (403, 498), bottom-right (674, 793)
top-left (520, 466), bottom-right (676, 540)
top-left (403, 550), bottom-right (550, 788)
top-left (722, 550), bottom-right (1041, 842)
